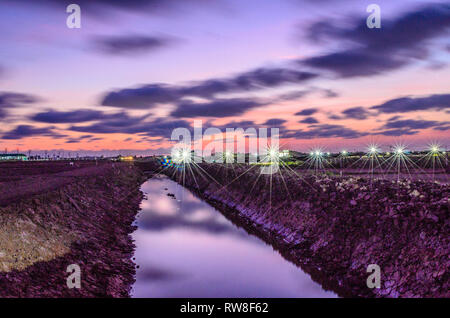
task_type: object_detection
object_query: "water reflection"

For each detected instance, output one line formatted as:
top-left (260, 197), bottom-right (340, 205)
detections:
top-left (131, 175), bottom-right (336, 298)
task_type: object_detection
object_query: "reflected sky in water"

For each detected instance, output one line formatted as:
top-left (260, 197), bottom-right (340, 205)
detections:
top-left (131, 175), bottom-right (336, 298)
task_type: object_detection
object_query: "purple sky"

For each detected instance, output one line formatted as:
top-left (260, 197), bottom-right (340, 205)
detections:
top-left (0, 0), bottom-right (449, 155)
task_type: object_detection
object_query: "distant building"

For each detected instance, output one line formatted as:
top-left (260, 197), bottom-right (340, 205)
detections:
top-left (279, 150), bottom-right (290, 158)
top-left (0, 153), bottom-right (28, 161)
top-left (118, 155), bottom-right (134, 162)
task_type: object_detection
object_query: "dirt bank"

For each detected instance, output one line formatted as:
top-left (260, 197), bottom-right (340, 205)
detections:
top-left (146, 162), bottom-right (449, 298)
top-left (0, 162), bottom-right (147, 297)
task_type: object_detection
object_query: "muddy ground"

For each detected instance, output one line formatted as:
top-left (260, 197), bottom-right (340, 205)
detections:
top-left (0, 162), bottom-right (146, 297)
top-left (143, 161), bottom-right (449, 298)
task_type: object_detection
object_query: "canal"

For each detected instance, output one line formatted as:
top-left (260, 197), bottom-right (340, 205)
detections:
top-left (131, 175), bottom-right (335, 297)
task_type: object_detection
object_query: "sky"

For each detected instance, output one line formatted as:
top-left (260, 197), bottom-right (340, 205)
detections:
top-left (0, 0), bottom-right (449, 156)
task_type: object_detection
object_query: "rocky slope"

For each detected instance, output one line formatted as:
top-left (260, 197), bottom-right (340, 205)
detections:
top-left (0, 162), bottom-right (146, 297)
top-left (155, 162), bottom-right (449, 298)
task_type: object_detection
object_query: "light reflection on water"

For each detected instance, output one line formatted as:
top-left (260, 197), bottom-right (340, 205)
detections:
top-left (131, 175), bottom-right (336, 298)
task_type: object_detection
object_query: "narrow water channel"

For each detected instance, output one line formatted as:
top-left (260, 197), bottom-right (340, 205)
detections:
top-left (131, 175), bottom-right (336, 298)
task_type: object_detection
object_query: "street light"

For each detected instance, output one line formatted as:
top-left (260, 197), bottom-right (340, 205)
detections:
top-left (394, 146), bottom-right (404, 155)
top-left (429, 144), bottom-right (440, 154)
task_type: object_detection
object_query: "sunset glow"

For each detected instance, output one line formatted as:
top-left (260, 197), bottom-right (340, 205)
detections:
top-left (0, 0), bottom-right (448, 155)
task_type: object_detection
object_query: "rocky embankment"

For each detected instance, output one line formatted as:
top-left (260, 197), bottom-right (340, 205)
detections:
top-left (145, 161), bottom-right (449, 298)
top-left (0, 162), bottom-right (146, 297)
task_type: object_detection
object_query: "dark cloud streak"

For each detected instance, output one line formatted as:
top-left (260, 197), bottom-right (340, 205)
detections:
top-left (294, 108), bottom-right (318, 116)
top-left (382, 119), bottom-right (448, 130)
top-left (101, 68), bottom-right (317, 109)
top-left (31, 110), bottom-right (106, 123)
top-left (92, 34), bottom-right (175, 55)
top-left (371, 94), bottom-right (450, 113)
top-left (283, 124), bottom-right (367, 139)
top-left (0, 92), bottom-right (38, 109)
top-left (9, 0), bottom-right (217, 15)
top-left (299, 116), bottom-right (319, 124)
top-left (341, 106), bottom-right (373, 120)
top-left (170, 98), bottom-right (264, 118)
top-left (1, 125), bottom-right (66, 140)
top-left (302, 3), bottom-right (450, 77)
